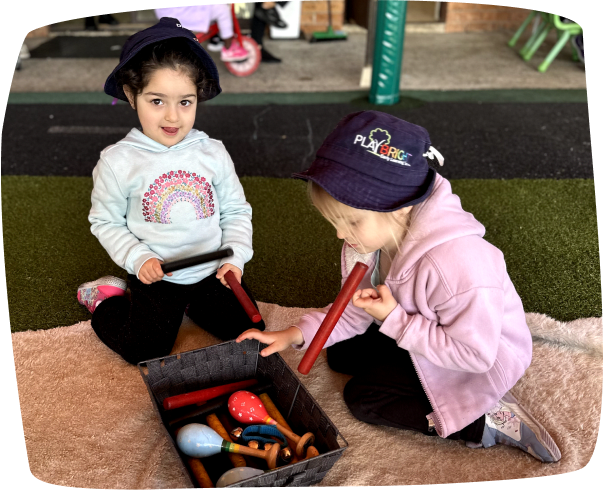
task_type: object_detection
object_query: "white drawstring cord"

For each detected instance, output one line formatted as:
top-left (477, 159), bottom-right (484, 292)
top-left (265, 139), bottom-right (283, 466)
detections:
top-left (423, 146), bottom-right (445, 166)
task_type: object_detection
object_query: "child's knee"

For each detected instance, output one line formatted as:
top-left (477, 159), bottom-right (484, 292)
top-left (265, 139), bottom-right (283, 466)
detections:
top-left (342, 377), bottom-right (374, 423)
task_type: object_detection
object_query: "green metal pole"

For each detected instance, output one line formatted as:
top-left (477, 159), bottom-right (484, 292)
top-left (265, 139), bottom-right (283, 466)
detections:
top-left (369, 0), bottom-right (408, 105)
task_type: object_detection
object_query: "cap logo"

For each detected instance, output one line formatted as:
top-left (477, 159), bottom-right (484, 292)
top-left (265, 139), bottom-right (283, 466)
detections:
top-left (353, 128), bottom-right (411, 166)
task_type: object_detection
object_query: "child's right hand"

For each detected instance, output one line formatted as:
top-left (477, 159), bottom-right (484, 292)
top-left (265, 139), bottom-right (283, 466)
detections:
top-left (139, 258), bottom-right (172, 284)
top-left (236, 326), bottom-right (304, 357)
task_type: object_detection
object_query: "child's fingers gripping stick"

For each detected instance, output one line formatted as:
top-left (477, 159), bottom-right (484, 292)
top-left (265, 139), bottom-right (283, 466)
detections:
top-left (224, 270), bottom-right (262, 323)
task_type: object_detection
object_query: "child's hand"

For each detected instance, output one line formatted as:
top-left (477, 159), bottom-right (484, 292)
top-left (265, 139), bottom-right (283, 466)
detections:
top-left (236, 326), bottom-right (304, 357)
top-left (352, 285), bottom-right (398, 322)
top-left (216, 263), bottom-right (242, 288)
top-left (139, 258), bottom-right (172, 284)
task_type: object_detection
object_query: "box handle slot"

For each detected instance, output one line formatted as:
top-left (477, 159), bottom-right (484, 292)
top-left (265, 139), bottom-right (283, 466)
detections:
top-left (285, 470), bottom-right (307, 485)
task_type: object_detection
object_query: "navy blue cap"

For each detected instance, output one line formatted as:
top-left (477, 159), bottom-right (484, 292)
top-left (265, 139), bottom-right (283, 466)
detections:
top-left (104, 17), bottom-right (221, 102)
top-left (293, 111), bottom-right (438, 212)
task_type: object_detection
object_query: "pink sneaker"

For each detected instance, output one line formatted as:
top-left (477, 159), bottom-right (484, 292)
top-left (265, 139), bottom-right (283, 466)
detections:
top-left (77, 276), bottom-right (127, 314)
top-left (221, 41), bottom-right (249, 62)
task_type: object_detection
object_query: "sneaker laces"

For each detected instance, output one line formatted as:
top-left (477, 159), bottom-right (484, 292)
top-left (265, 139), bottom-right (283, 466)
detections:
top-left (423, 146), bottom-right (444, 166)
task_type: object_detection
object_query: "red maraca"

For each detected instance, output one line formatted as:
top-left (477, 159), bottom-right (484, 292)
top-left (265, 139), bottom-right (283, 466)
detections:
top-left (228, 391), bottom-right (315, 457)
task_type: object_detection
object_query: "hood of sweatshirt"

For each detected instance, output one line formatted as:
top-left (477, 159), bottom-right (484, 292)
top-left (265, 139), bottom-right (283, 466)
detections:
top-left (115, 127), bottom-right (209, 153)
top-left (391, 173), bottom-right (486, 281)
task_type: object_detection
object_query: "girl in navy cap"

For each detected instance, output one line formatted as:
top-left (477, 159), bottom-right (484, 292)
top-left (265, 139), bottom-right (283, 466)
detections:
top-left (238, 111), bottom-right (561, 463)
top-left (77, 18), bottom-right (265, 364)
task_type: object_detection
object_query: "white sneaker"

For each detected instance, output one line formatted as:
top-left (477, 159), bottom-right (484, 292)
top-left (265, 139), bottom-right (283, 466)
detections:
top-left (481, 392), bottom-right (561, 462)
top-left (20, 44), bottom-right (30, 59)
top-left (207, 35), bottom-right (224, 52)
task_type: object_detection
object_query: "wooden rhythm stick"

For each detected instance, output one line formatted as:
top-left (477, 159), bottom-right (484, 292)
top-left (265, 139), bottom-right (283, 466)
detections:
top-left (298, 262), bottom-right (368, 375)
top-left (258, 393), bottom-right (301, 464)
top-left (177, 423), bottom-right (280, 469)
top-left (163, 379), bottom-right (259, 410)
top-left (206, 413), bottom-right (247, 468)
top-left (228, 391), bottom-right (314, 458)
top-left (224, 270), bottom-right (262, 323)
top-left (174, 427), bottom-right (214, 488)
top-left (161, 248), bottom-right (233, 274)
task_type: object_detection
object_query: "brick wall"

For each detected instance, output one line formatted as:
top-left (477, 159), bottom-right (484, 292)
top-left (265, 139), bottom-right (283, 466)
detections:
top-left (300, 0), bottom-right (346, 37)
top-left (444, 2), bottom-right (530, 32)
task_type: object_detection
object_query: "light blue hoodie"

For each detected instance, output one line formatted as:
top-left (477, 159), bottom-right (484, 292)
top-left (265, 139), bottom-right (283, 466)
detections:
top-left (89, 128), bottom-right (253, 285)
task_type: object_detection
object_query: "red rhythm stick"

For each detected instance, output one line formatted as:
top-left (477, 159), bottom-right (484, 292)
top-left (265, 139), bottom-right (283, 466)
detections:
top-left (224, 270), bottom-right (262, 323)
top-left (163, 379), bottom-right (258, 410)
top-left (298, 261), bottom-right (369, 375)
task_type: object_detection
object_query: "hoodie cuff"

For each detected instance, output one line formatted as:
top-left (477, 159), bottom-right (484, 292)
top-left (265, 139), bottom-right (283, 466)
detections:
top-left (291, 314), bottom-right (323, 351)
top-left (219, 246), bottom-right (245, 274)
top-left (378, 304), bottom-right (411, 345)
top-left (133, 252), bottom-right (162, 280)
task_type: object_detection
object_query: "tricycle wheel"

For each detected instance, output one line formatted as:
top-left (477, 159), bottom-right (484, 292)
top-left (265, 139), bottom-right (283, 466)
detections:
top-left (224, 36), bottom-right (261, 77)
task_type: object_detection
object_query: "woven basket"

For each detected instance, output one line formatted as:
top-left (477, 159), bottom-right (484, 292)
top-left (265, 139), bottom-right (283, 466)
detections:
top-left (138, 338), bottom-right (348, 487)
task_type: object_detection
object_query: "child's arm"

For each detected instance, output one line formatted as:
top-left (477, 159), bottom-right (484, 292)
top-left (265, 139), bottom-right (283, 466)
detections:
top-left (213, 145), bottom-right (253, 277)
top-left (378, 286), bottom-right (505, 373)
top-left (236, 327), bottom-right (304, 357)
top-left (89, 159), bottom-right (161, 278)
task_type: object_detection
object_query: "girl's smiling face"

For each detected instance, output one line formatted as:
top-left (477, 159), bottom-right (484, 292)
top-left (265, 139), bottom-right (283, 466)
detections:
top-left (125, 67), bottom-right (197, 147)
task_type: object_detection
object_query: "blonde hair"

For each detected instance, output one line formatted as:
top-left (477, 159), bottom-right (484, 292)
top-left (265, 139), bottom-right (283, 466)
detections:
top-left (307, 181), bottom-right (412, 261)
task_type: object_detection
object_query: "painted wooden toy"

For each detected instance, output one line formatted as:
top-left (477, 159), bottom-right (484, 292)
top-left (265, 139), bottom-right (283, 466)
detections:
top-left (228, 391), bottom-right (315, 457)
top-left (176, 423), bottom-right (280, 469)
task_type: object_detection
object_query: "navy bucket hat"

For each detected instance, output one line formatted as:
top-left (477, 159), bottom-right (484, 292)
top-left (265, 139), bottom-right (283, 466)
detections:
top-left (104, 17), bottom-right (221, 102)
top-left (293, 111), bottom-right (444, 212)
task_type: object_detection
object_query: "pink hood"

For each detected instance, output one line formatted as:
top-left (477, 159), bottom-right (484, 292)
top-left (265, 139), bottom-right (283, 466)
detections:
top-left (295, 174), bottom-right (532, 437)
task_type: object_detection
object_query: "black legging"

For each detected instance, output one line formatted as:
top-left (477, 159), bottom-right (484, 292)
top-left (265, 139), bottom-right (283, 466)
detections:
top-left (326, 323), bottom-right (484, 443)
top-left (91, 273), bottom-right (265, 365)
top-left (251, 2), bottom-right (289, 47)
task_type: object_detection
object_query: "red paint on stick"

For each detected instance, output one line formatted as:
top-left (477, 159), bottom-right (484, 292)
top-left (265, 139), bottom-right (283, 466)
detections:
top-left (224, 270), bottom-right (262, 323)
top-left (298, 262), bottom-right (369, 375)
top-left (163, 379), bottom-right (258, 410)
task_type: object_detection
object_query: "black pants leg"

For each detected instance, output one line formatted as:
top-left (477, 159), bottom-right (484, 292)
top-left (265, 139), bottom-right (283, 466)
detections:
top-left (326, 324), bottom-right (484, 443)
top-left (250, 14), bottom-right (267, 47)
top-left (185, 275), bottom-right (266, 340)
top-left (91, 275), bottom-right (189, 365)
top-left (91, 274), bottom-right (265, 365)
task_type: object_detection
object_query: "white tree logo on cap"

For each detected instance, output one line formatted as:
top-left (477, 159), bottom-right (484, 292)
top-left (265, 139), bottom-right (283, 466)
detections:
top-left (369, 128), bottom-right (391, 145)
top-left (353, 127), bottom-right (411, 166)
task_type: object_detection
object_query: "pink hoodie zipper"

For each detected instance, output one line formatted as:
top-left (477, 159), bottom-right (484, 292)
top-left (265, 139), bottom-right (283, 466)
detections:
top-left (409, 350), bottom-right (444, 436)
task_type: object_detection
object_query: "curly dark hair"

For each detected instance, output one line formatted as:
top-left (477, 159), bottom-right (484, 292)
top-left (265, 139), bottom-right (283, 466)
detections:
top-left (114, 38), bottom-right (217, 106)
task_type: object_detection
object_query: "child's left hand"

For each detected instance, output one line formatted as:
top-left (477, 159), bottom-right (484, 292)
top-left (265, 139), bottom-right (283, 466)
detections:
top-left (216, 263), bottom-right (242, 288)
top-left (352, 285), bottom-right (398, 322)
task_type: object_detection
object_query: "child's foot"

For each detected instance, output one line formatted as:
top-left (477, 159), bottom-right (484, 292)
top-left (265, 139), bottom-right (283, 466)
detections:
top-left (207, 35), bottom-right (224, 52)
top-left (481, 392), bottom-right (561, 462)
top-left (260, 48), bottom-right (281, 63)
top-left (221, 41), bottom-right (249, 62)
top-left (77, 276), bottom-right (127, 314)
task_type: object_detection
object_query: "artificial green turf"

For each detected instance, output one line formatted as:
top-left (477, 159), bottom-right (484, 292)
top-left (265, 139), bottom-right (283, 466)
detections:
top-left (2, 176), bottom-right (600, 332)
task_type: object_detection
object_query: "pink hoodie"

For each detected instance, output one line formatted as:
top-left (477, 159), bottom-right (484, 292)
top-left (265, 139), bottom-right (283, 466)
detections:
top-left (294, 173), bottom-right (532, 438)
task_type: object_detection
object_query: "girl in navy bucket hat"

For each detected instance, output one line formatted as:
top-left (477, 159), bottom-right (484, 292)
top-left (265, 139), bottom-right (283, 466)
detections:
top-left (77, 17), bottom-right (265, 364)
top-left (238, 111), bottom-right (561, 463)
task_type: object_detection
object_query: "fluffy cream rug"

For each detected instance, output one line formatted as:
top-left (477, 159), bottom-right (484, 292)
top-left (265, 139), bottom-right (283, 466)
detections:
top-left (12, 303), bottom-right (602, 488)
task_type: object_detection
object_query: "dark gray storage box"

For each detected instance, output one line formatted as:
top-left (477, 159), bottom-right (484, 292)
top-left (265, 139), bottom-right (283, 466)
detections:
top-left (138, 338), bottom-right (348, 487)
